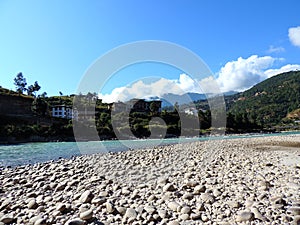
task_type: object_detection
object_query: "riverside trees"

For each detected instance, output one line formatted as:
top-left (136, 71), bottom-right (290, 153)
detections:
top-left (14, 72), bottom-right (41, 96)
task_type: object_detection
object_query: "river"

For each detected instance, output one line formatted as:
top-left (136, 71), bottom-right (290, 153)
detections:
top-left (1, 131), bottom-right (299, 167)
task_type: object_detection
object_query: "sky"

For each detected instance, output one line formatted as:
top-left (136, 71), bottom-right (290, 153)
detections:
top-left (1, 0), bottom-right (300, 102)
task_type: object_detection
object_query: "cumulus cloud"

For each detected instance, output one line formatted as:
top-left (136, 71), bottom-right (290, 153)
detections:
top-left (216, 55), bottom-right (300, 92)
top-left (99, 74), bottom-right (203, 103)
top-left (289, 26), bottom-right (300, 47)
top-left (216, 55), bottom-right (275, 92)
top-left (99, 56), bottom-right (300, 102)
top-left (264, 64), bottom-right (300, 78)
top-left (199, 76), bottom-right (222, 95)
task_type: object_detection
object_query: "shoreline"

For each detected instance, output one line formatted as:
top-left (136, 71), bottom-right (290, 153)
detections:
top-left (1, 131), bottom-right (300, 169)
top-left (0, 135), bottom-right (300, 224)
top-left (2, 128), bottom-right (300, 145)
top-left (1, 129), bottom-right (300, 146)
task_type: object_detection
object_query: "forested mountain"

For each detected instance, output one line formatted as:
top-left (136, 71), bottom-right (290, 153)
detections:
top-left (228, 70), bottom-right (300, 127)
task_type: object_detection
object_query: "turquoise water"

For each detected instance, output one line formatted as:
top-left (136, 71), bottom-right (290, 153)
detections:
top-left (0, 131), bottom-right (299, 167)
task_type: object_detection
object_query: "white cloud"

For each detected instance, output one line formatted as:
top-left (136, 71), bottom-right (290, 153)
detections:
top-left (99, 56), bottom-right (300, 102)
top-left (267, 45), bottom-right (285, 53)
top-left (264, 64), bottom-right (300, 78)
top-left (216, 55), bottom-right (275, 92)
top-left (216, 55), bottom-right (300, 92)
top-left (289, 26), bottom-right (300, 47)
top-left (199, 76), bottom-right (222, 95)
top-left (99, 74), bottom-right (203, 103)
top-left (98, 86), bottom-right (127, 103)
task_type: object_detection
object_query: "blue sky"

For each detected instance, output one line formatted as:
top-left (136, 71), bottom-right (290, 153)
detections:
top-left (1, 0), bottom-right (300, 101)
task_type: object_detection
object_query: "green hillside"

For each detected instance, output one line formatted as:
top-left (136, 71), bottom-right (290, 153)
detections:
top-left (229, 70), bottom-right (300, 127)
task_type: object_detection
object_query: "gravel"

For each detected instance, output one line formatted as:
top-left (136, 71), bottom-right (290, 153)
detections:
top-left (0, 134), bottom-right (299, 224)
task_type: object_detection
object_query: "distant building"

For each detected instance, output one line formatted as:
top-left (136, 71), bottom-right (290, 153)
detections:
top-left (184, 107), bottom-right (198, 116)
top-left (77, 108), bottom-right (95, 120)
top-left (111, 101), bottom-right (127, 112)
top-left (111, 99), bottom-right (162, 113)
top-left (51, 105), bottom-right (78, 120)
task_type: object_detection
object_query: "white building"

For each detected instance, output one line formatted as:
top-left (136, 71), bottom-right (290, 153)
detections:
top-left (184, 107), bottom-right (198, 116)
top-left (51, 105), bottom-right (78, 120)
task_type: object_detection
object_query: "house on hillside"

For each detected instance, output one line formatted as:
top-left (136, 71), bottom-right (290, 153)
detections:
top-left (51, 105), bottom-right (78, 120)
top-left (184, 107), bottom-right (198, 116)
top-left (77, 108), bottom-right (96, 120)
top-left (110, 101), bottom-right (127, 112)
top-left (111, 98), bottom-right (162, 113)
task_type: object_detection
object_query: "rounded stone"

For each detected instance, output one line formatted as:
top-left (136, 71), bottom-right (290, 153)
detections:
top-left (65, 218), bottom-right (86, 225)
top-left (124, 208), bottom-right (137, 219)
top-left (180, 206), bottom-right (191, 214)
top-left (80, 209), bottom-right (93, 220)
top-left (236, 211), bottom-right (254, 222)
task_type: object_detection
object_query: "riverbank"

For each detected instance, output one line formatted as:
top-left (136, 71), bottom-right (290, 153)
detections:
top-left (2, 128), bottom-right (299, 145)
top-left (0, 135), bottom-right (299, 224)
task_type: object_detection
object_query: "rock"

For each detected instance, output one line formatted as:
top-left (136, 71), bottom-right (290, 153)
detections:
top-left (106, 202), bottom-right (115, 214)
top-left (227, 200), bottom-right (241, 208)
top-left (271, 196), bottom-right (286, 205)
top-left (158, 209), bottom-right (168, 219)
top-left (250, 207), bottom-right (266, 221)
top-left (185, 180), bottom-right (198, 187)
top-left (116, 206), bottom-right (126, 215)
top-left (124, 208), bottom-right (137, 219)
top-left (180, 214), bottom-right (189, 220)
top-left (236, 211), bottom-right (254, 222)
top-left (0, 215), bottom-right (14, 224)
top-left (167, 220), bottom-right (180, 225)
top-left (26, 192), bottom-right (37, 198)
top-left (79, 190), bottom-right (94, 203)
top-left (34, 218), bottom-right (47, 225)
top-left (147, 195), bottom-right (156, 202)
top-left (182, 193), bottom-right (194, 200)
top-left (28, 199), bottom-right (38, 209)
top-left (65, 218), bottom-right (86, 225)
top-left (157, 177), bottom-right (169, 186)
top-left (167, 201), bottom-right (181, 212)
top-left (292, 216), bottom-right (300, 225)
top-left (36, 206), bottom-right (45, 213)
top-left (190, 213), bottom-right (201, 220)
top-left (196, 203), bottom-right (205, 211)
top-left (200, 193), bottom-right (215, 203)
top-left (80, 209), bottom-right (93, 220)
top-left (56, 203), bottom-right (67, 213)
top-left (30, 216), bottom-right (44, 225)
top-left (91, 197), bottom-right (106, 205)
top-left (163, 183), bottom-right (176, 192)
top-left (213, 188), bottom-right (222, 197)
top-left (288, 207), bottom-right (300, 216)
top-left (257, 180), bottom-right (270, 191)
top-left (201, 214), bottom-right (209, 222)
top-left (193, 185), bottom-right (206, 194)
top-left (144, 206), bottom-right (156, 214)
top-left (180, 206), bottom-right (191, 214)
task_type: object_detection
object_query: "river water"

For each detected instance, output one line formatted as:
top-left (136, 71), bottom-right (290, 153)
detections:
top-left (1, 131), bottom-right (299, 167)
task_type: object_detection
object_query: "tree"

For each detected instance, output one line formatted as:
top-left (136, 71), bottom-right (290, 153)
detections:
top-left (27, 81), bottom-right (41, 96)
top-left (14, 72), bottom-right (27, 94)
top-left (150, 101), bottom-right (159, 115)
top-left (39, 92), bottom-right (47, 98)
top-left (174, 102), bottom-right (179, 112)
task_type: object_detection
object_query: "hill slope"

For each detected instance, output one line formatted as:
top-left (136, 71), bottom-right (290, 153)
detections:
top-left (229, 70), bottom-right (300, 126)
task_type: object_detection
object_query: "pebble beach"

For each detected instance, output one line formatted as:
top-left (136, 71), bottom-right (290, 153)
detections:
top-left (0, 135), bottom-right (299, 225)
